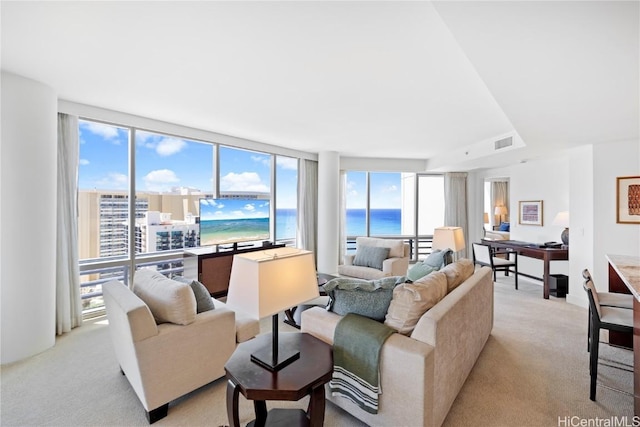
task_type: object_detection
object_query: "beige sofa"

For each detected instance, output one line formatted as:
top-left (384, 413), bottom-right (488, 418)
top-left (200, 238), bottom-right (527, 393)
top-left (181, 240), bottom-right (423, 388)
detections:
top-left (338, 236), bottom-right (410, 280)
top-left (301, 265), bottom-right (494, 427)
top-left (102, 271), bottom-right (259, 423)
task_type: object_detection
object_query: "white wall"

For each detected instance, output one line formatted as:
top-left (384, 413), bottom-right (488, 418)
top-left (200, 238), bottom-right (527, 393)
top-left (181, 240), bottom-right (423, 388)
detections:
top-left (1, 71), bottom-right (57, 363)
top-left (474, 140), bottom-right (640, 308)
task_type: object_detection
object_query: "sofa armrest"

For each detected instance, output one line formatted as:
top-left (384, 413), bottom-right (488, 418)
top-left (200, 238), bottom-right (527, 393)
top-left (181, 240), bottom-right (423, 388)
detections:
top-left (343, 254), bottom-right (355, 266)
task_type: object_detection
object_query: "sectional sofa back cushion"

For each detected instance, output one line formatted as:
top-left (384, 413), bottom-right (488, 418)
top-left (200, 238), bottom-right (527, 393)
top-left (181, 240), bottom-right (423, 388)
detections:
top-left (384, 271), bottom-right (448, 335)
top-left (439, 259), bottom-right (475, 293)
top-left (324, 276), bottom-right (401, 322)
top-left (133, 269), bottom-right (197, 325)
top-left (356, 236), bottom-right (405, 258)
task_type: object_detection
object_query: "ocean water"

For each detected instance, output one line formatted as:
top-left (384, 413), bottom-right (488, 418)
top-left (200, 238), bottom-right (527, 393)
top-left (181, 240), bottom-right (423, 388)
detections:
top-left (275, 208), bottom-right (401, 240)
top-left (200, 217), bottom-right (270, 246)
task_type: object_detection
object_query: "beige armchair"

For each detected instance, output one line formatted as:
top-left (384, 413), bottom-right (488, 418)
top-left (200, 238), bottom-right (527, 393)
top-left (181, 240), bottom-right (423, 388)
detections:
top-left (102, 273), bottom-right (258, 423)
top-left (338, 237), bottom-right (410, 280)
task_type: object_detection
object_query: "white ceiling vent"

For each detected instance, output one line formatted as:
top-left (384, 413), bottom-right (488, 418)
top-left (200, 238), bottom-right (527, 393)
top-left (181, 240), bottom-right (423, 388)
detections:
top-left (494, 136), bottom-right (513, 150)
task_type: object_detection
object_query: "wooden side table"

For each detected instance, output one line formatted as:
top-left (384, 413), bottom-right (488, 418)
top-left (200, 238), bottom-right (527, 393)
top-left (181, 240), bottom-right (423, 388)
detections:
top-left (225, 332), bottom-right (333, 427)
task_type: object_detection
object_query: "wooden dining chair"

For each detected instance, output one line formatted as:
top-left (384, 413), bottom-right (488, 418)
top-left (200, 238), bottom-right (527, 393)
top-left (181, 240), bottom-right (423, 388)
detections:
top-left (472, 243), bottom-right (518, 289)
top-left (582, 269), bottom-right (633, 401)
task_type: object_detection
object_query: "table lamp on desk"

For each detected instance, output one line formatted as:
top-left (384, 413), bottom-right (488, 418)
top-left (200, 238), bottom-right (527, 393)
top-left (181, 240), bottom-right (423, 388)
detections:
top-left (552, 211), bottom-right (570, 246)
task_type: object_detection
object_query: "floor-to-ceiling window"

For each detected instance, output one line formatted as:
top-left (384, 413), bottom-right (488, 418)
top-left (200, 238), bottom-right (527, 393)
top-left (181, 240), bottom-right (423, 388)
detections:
top-left (343, 171), bottom-right (443, 261)
top-left (77, 118), bottom-right (300, 317)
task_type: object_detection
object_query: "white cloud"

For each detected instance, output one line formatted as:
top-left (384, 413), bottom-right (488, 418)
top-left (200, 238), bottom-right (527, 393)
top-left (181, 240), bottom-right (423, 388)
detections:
top-left (136, 130), bottom-right (153, 144)
top-left (80, 121), bottom-right (121, 142)
top-left (79, 159), bottom-right (90, 166)
top-left (382, 185), bottom-right (398, 193)
top-left (156, 137), bottom-right (186, 156)
top-left (143, 169), bottom-right (180, 192)
top-left (220, 172), bottom-right (269, 192)
top-left (231, 210), bottom-right (245, 216)
top-left (251, 155), bottom-right (270, 167)
top-left (96, 172), bottom-right (128, 189)
top-left (244, 204), bottom-right (256, 212)
top-left (276, 156), bottom-right (298, 170)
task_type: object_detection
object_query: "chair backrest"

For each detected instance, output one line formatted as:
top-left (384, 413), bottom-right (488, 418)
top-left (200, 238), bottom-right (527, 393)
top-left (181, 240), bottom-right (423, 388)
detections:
top-left (472, 243), bottom-right (492, 265)
top-left (582, 268), bottom-right (602, 320)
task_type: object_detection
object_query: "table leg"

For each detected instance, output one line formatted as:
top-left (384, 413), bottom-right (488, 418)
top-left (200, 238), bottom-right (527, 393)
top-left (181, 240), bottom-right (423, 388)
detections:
top-left (226, 379), bottom-right (241, 427)
top-left (543, 256), bottom-right (550, 299)
top-left (253, 400), bottom-right (267, 427)
top-left (307, 385), bottom-right (326, 427)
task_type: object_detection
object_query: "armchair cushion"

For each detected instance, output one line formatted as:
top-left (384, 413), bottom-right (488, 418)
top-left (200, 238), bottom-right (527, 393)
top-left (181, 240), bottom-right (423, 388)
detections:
top-left (354, 246), bottom-right (390, 270)
top-left (133, 269), bottom-right (197, 326)
top-left (324, 276), bottom-right (401, 322)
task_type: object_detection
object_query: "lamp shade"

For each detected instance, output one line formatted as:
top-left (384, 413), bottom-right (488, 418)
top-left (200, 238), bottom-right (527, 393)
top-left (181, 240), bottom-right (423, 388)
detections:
top-left (226, 247), bottom-right (319, 319)
top-left (494, 206), bottom-right (508, 216)
top-left (432, 226), bottom-right (466, 252)
top-left (552, 211), bottom-right (570, 227)
top-left (483, 212), bottom-right (489, 224)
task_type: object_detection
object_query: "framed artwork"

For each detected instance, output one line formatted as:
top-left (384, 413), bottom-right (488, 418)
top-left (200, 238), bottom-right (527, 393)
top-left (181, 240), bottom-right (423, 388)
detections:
top-left (617, 176), bottom-right (640, 224)
top-left (519, 200), bottom-right (543, 226)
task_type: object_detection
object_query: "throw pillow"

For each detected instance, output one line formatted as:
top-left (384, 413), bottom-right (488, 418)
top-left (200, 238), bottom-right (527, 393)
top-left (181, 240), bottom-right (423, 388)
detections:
top-left (384, 271), bottom-right (448, 335)
top-left (439, 259), bottom-right (475, 293)
top-left (174, 276), bottom-right (216, 313)
top-left (133, 269), bottom-right (197, 325)
top-left (499, 222), bottom-right (510, 232)
top-left (406, 262), bottom-right (439, 282)
top-left (324, 276), bottom-right (401, 322)
top-left (423, 249), bottom-right (453, 269)
top-left (353, 246), bottom-right (390, 271)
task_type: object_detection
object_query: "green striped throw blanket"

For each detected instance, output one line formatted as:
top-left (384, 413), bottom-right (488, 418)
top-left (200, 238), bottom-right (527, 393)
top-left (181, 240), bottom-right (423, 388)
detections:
top-left (330, 313), bottom-right (395, 414)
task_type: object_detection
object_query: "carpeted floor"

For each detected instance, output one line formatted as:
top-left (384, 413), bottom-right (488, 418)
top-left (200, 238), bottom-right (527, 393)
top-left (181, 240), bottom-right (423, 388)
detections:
top-left (1, 274), bottom-right (634, 427)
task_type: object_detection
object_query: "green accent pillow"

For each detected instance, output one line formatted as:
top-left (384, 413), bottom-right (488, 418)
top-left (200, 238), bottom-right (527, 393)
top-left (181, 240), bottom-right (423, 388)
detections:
top-left (353, 246), bottom-right (390, 270)
top-left (406, 262), bottom-right (439, 282)
top-left (423, 249), bottom-right (453, 269)
top-left (175, 277), bottom-right (216, 313)
top-left (323, 276), bottom-right (401, 321)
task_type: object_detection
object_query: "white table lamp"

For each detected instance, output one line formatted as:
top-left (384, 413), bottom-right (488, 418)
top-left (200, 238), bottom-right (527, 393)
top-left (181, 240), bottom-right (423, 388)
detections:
top-left (494, 206), bottom-right (508, 223)
top-left (226, 247), bottom-right (319, 371)
top-left (433, 226), bottom-right (466, 259)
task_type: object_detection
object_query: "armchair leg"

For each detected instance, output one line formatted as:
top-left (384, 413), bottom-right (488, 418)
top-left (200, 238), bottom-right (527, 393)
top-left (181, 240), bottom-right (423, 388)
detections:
top-left (589, 326), bottom-right (600, 401)
top-left (146, 404), bottom-right (168, 424)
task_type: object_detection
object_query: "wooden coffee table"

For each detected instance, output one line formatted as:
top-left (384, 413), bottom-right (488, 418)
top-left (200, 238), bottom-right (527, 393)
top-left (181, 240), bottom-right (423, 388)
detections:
top-left (225, 332), bottom-right (333, 427)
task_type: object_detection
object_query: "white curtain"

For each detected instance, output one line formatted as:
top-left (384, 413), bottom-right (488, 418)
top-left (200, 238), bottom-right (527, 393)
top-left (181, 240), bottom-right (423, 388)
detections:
top-left (491, 181), bottom-right (510, 226)
top-left (338, 170), bottom-right (347, 265)
top-left (297, 159), bottom-right (318, 257)
top-left (56, 113), bottom-right (83, 335)
top-left (444, 172), bottom-right (469, 258)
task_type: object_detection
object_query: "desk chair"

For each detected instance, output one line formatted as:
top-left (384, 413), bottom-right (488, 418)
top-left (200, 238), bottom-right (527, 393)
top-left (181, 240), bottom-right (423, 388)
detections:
top-left (472, 243), bottom-right (518, 289)
top-left (582, 269), bottom-right (633, 352)
top-left (582, 270), bottom-right (633, 401)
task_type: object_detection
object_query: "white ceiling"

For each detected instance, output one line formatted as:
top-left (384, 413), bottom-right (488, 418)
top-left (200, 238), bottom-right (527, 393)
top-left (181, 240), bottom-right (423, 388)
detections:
top-left (2, 1), bottom-right (638, 171)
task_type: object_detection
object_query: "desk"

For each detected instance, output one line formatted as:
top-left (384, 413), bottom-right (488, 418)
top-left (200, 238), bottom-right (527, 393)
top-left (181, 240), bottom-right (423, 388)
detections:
top-left (482, 239), bottom-right (569, 299)
top-left (225, 333), bottom-right (333, 427)
top-left (606, 254), bottom-right (640, 415)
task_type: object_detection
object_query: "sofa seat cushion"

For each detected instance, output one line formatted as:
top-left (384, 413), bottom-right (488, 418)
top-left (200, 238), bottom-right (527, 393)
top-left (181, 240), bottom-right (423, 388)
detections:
top-left (133, 269), bottom-right (197, 325)
top-left (384, 271), bottom-right (448, 335)
top-left (338, 264), bottom-right (390, 280)
top-left (439, 259), bottom-right (475, 293)
top-left (353, 246), bottom-right (390, 270)
top-left (324, 276), bottom-right (402, 322)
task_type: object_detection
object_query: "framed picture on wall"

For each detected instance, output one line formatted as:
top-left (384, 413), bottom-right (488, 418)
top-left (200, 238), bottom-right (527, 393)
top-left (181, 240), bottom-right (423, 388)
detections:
top-left (617, 176), bottom-right (640, 224)
top-left (519, 200), bottom-right (543, 226)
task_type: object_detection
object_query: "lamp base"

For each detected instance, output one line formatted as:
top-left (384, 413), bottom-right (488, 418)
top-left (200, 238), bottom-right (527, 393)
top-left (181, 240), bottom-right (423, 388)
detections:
top-left (251, 345), bottom-right (300, 372)
top-left (561, 228), bottom-right (569, 246)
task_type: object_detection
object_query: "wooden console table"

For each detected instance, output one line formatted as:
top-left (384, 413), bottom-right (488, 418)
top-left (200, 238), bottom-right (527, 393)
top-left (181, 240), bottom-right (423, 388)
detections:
top-left (606, 254), bottom-right (640, 415)
top-left (481, 239), bottom-right (569, 299)
top-left (183, 243), bottom-right (285, 298)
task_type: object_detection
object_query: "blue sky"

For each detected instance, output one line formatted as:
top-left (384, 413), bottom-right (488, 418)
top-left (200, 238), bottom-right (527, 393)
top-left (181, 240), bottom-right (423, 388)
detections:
top-left (78, 120), bottom-right (298, 208)
top-left (346, 171), bottom-right (401, 209)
